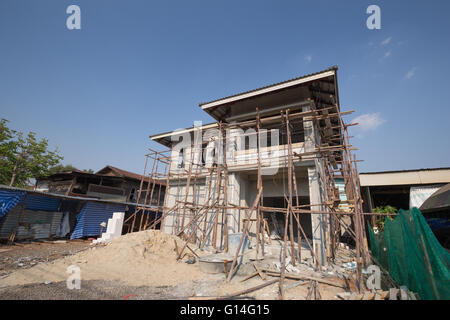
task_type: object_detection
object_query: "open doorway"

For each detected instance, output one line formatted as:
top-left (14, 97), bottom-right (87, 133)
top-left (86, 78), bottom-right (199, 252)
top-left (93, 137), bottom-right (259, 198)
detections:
top-left (262, 196), bottom-right (312, 240)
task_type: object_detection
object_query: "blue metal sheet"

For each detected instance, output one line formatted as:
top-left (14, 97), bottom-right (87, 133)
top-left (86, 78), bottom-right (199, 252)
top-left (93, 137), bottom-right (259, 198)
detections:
top-left (0, 190), bottom-right (25, 219)
top-left (19, 194), bottom-right (61, 211)
top-left (426, 217), bottom-right (450, 231)
top-left (0, 185), bottom-right (157, 209)
top-left (70, 202), bottom-right (126, 239)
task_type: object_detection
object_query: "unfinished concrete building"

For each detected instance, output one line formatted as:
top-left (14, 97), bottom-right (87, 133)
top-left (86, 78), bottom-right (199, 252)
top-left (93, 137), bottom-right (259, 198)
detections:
top-left (140, 66), bottom-right (368, 293)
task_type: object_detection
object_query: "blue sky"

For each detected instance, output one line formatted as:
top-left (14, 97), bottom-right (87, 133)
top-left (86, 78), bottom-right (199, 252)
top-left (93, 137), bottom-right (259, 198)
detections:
top-left (1, 0), bottom-right (449, 174)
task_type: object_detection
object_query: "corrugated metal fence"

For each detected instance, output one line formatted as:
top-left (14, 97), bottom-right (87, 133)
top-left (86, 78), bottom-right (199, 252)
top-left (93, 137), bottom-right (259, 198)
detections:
top-left (0, 190), bottom-right (25, 219)
top-left (0, 206), bottom-right (63, 239)
top-left (21, 193), bottom-right (61, 211)
top-left (1, 188), bottom-right (128, 240)
top-left (70, 202), bottom-right (126, 239)
top-left (0, 189), bottom-right (63, 240)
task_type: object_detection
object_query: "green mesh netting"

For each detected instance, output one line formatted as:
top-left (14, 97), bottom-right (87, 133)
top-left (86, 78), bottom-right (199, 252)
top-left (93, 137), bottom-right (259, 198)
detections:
top-left (368, 208), bottom-right (450, 300)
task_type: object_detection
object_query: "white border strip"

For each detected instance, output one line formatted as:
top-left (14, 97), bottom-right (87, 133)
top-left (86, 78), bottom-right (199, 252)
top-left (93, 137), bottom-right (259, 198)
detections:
top-left (151, 123), bottom-right (218, 140)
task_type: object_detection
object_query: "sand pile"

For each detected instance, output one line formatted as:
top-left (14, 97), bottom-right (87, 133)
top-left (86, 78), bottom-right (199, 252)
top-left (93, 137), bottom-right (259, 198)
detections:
top-left (0, 230), bottom-right (204, 288)
top-left (93, 229), bottom-right (186, 262)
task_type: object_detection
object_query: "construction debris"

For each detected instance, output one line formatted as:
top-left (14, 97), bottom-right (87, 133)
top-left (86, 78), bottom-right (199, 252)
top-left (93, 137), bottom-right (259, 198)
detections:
top-left (335, 287), bottom-right (419, 300)
top-left (189, 279), bottom-right (279, 300)
top-left (260, 268), bottom-right (346, 289)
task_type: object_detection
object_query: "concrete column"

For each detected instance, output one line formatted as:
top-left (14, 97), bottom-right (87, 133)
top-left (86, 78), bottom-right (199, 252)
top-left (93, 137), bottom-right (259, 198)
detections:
top-left (226, 173), bottom-right (245, 234)
top-left (302, 104), bottom-right (327, 265)
top-left (307, 166), bottom-right (327, 265)
top-left (162, 183), bottom-right (178, 235)
top-left (192, 121), bottom-right (203, 171)
top-left (204, 140), bottom-right (215, 168)
top-left (169, 148), bottom-right (181, 172)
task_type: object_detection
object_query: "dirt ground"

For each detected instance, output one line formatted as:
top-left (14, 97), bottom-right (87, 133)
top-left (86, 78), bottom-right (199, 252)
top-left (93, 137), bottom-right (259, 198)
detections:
top-left (0, 230), bottom-right (354, 300)
top-left (0, 239), bottom-right (91, 278)
top-left (0, 277), bottom-right (347, 300)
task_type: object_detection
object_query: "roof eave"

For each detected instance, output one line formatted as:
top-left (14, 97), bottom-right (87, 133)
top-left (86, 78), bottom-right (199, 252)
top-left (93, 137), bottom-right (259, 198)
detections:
top-left (199, 67), bottom-right (338, 110)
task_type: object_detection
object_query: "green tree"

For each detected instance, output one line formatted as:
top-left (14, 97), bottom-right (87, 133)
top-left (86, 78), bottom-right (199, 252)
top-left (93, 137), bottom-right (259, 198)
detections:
top-left (0, 119), bottom-right (63, 187)
top-left (0, 119), bottom-right (16, 184)
top-left (373, 205), bottom-right (397, 231)
top-left (47, 164), bottom-right (78, 176)
top-left (46, 165), bottom-right (94, 176)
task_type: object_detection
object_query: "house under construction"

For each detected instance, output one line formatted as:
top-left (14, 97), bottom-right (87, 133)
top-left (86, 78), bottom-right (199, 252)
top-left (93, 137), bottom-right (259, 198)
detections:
top-left (131, 66), bottom-right (372, 294)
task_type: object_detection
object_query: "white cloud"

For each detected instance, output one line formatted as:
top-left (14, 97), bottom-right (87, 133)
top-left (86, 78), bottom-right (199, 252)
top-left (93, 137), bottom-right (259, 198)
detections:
top-left (405, 67), bottom-right (417, 79)
top-left (352, 113), bottom-right (386, 133)
top-left (381, 37), bottom-right (392, 46)
top-left (383, 50), bottom-right (391, 59)
top-left (305, 54), bottom-right (312, 63)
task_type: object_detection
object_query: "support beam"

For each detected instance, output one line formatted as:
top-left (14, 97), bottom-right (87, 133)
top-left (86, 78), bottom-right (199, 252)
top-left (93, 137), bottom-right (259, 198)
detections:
top-left (303, 102), bottom-right (328, 266)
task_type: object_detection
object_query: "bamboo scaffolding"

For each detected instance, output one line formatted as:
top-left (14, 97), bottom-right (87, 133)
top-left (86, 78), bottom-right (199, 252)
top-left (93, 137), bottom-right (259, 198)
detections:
top-left (134, 98), bottom-right (373, 299)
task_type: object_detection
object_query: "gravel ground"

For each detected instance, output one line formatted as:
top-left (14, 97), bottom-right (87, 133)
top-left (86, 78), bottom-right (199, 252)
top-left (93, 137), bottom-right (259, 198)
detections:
top-left (0, 275), bottom-right (346, 300)
top-left (0, 279), bottom-right (223, 300)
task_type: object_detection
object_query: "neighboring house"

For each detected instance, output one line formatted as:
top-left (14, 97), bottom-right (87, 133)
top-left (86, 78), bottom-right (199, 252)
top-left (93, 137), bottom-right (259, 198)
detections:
top-left (0, 165), bottom-right (166, 241)
top-left (359, 167), bottom-right (450, 212)
top-left (150, 67), bottom-right (353, 264)
top-left (0, 185), bottom-right (148, 241)
top-left (36, 165), bottom-right (165, 205)
top-left (360, 168), bottom-right (450, 248)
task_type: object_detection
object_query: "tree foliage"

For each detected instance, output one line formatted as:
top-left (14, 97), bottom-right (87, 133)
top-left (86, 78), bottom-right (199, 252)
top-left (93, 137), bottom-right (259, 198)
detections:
top-left (0, 119), bottom-right (63, 187)
top-left (47, 164), bottom-right (78, 175)
top-left (373, 205), bottom-right (397, 231)
top-left (46, 165), bottom-right (94, 176)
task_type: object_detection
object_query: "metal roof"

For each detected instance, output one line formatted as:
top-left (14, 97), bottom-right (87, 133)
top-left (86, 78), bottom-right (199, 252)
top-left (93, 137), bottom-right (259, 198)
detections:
top-left (96, 165), bottom-right (166, 185)
top-left (420, 183), bottom-right (450, 212)
top-left (199, 66), bottom-right (338, 109)
top-left (359, 168), bottom-right (450, 187)
top-left (43, 170), bottom-right (125, 181)
top-left (0, 185), bottom-right (157, 209)
top-left (42, 166), bottom-right (165, 186)
top-left (151, 66), bottom-right (341, 145)
top-left (150, 122), bottom-right (218, 147)
top-left (360, 167), bottom-right (450, 175)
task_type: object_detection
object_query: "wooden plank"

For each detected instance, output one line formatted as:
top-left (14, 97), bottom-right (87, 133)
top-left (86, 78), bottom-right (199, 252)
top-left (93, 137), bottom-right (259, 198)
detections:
top-left (226, 187), bottom-right (263, 282)
top-left (185, 243), bottom-right (200, 258)
top-left (253, 263), bottom-right (266, 281)
top-left (261, 269), bottom-right (345, 288)
top-left (188, 279), bottom-right (278, 300)
top-left (240, 271), bottom-right (259, 283)
top-left (285, 280), bottom-right (307, 290)
top-left (173, 240), bottom-right (179, 256)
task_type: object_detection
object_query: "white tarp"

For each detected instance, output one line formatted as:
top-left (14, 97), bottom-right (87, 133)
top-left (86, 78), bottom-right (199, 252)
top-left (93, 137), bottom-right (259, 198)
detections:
top-left (409, 185), bottom-right (442, 209)
top-left (56, 212), bottom-right (70, 237)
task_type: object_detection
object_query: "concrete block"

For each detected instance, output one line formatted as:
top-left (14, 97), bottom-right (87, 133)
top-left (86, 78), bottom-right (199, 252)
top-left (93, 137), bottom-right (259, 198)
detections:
top-left (92, 212), bottom-right (125, 244)
top-left (106, 218), bottom-right (114, 233)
